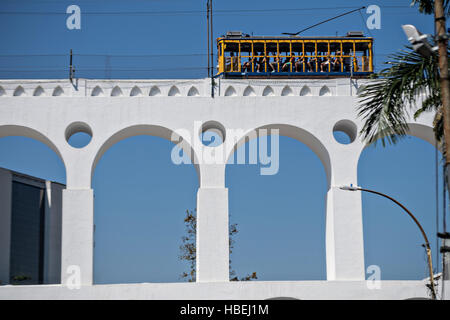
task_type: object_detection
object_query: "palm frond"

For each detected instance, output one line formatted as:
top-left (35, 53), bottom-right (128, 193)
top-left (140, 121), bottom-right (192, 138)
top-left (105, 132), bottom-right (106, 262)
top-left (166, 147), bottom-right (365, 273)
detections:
top-left (357, 47), bottom-right (440, 146)
top-left (411, 0), bottom-right (450, 16)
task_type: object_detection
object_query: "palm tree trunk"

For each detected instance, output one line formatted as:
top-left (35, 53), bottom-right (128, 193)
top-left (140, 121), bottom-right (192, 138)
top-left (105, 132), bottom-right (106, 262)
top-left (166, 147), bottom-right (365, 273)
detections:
top-left (435, 0), bottom-right (450, 280)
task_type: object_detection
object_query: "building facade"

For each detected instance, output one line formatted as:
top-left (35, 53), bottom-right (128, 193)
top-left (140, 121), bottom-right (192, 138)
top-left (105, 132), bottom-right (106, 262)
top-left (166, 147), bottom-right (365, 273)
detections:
top-left (0, 167), bottom-right (64, 286)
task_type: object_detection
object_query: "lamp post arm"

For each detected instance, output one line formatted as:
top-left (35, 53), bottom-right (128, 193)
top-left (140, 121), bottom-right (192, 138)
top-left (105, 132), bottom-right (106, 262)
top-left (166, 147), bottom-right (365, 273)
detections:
top-left (357, 188), bottom-right (431, 247)
top-left (356, 187), bottom-right (436, 299)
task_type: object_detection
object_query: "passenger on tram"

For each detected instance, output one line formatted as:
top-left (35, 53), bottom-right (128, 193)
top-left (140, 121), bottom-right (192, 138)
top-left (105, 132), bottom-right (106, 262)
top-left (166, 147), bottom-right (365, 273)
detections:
top-left (242, 57), bottom-right (252, 72)
top-left (303, 57), bottom-right (313, 72)
top-left (282, 56), bottom-right (295, 72)
top-left (257, 54), bottom-right (266, 72)
top-left (295, 57), bottom-right (305, 72)
top-left (226, 52), bottom-right (239, 72)
top-left (309, 56), bottom-right (318, 72)
top-left (270, 56), bottom-right (280, 72)
top-left (343, 50), bottom-right (352, 72)
top-left (332, 51), bottom-right (342, 72)
top-left (320, 54), bottom-right (331, 72)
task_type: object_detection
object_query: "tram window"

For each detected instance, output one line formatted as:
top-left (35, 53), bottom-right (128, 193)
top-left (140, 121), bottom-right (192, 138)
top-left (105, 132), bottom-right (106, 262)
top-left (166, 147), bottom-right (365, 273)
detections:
top-left (292, 43), bottom-right (302, 55)
top-left (317, 43), bottom-right (328, 56)
top-left (225, 51), bottom-right (239, 72)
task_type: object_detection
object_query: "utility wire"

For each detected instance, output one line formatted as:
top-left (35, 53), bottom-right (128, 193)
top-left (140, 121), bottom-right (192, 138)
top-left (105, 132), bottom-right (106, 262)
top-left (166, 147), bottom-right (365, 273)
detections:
top-left (0, 6), bottom-right (412, 16)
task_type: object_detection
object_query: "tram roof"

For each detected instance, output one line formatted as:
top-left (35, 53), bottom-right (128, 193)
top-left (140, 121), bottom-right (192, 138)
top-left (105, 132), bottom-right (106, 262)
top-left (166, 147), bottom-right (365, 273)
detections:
top-left (218, 35), bottom-right (373, 41)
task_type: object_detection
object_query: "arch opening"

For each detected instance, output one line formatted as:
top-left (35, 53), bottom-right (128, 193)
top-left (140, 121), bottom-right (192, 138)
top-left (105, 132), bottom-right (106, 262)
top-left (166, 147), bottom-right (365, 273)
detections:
top-left (281, 86), bottom-right (294, 96)
top-left (300, 86), bottom-right (312, 96)
top-left (111, 86), bottom-right (123, 97)
top-left (224, 86), bottom-right (237, 97)
top-left (262, 86), bottom-right (275, 97)
top-left (92, 130), bottom-right (199, 284)
top-left (319, 86), bottom-right (331, 96)
top-left (0, 126), bottom-right (67, 286)
top-left (52, 86), bottom-right (64, 97)
top-left (187, 86), bottom-right (200, 97)
top-left (168, 86), bottom-right (181, 97)
top-left (130, 86), bottom-right (142, 97)
top-left (226, 129), bottom-right (328, 281)
top-left (149, 86), bottom-right (161, 96)
top-left (243, 86), bottom-right (256, 97)
top-left (358, 123), bottom-right (442, 280)
top-left (13, 86), bottom-right (25, 97)
top-left (33, 86), bottom-right (45, 97)
top-left (91, 86), bottom-right (104, 97)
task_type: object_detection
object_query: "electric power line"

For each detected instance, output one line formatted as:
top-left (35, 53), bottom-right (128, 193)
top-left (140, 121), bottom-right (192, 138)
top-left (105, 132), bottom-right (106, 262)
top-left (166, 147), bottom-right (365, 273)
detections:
top-left (0, 6), bottom-right (413, 16)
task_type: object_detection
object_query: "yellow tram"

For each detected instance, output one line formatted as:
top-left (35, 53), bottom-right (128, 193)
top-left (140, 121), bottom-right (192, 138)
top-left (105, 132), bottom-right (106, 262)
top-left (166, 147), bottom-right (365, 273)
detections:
top-left (216, 31), bottom-right (373, 78)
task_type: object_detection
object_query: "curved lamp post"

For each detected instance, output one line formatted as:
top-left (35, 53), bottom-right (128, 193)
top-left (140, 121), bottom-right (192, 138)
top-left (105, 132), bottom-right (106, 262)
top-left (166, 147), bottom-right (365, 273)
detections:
top-left (340, 185), bottom-right (437, 300)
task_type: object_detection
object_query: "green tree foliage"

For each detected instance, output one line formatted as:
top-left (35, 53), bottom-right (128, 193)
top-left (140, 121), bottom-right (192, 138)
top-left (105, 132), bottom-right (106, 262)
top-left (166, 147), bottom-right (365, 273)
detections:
top-left (179, 209), bottom-right (257, 282)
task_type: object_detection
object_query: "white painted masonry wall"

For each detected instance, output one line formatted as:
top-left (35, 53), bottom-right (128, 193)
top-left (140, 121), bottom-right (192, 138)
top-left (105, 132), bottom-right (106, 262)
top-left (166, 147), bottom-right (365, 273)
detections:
top-left (0, 78), bottom-right (440, 299)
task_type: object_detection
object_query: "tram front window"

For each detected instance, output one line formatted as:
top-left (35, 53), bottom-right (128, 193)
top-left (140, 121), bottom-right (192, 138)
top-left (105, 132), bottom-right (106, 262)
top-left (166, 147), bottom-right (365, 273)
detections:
top-left (225, 52), bottom-right (238, 72)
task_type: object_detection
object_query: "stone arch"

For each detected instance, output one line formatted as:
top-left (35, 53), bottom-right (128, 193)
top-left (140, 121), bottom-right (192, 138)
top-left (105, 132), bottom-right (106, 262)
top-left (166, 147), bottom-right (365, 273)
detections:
top-left (149, 86), bottom-right (161, 96)
top-left (13, 86), bottom-right (26, 97)
top-left (300, 86), bottom-right (312, 96)
top-left (319, 86), bottom-right (332, 96)
top-left (130, 86), bottom-right (142, 97)
top-left (91, 86), bottom-right (104, 97)
top-left (33, 86), bottom-right (45, 97)
top-left (91, 125), bottom-right (200, 186)
top-left (226, 123), bottom-right (332, 188)
top-left (111, 86), bottom-right (123, 97)
top-left (187, 86), bottom-right (200, 97)
top-left (224, 86), bottom-right (237, 97)
top-left (0, 125), bottom-right (66, 173)
top-left (356, 122), bottom-right (438, 184)
top-left (281, 86), bottom-right (294, 96)
top-left (52, 86), bottom-right (64, 96)
top-left (243, 86), bottom-right (256, 97)
top-left (357, 123), bottom-right (437, 160)
top-left (168, 86), bottom-right (181, 97)
top-left (262, 86), bottom-right (275, 97)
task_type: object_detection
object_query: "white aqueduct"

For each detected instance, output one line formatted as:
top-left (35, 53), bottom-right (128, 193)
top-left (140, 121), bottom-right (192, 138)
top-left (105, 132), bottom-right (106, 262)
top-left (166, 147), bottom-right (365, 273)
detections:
top-left (0, 78), bottom-right (444, 299)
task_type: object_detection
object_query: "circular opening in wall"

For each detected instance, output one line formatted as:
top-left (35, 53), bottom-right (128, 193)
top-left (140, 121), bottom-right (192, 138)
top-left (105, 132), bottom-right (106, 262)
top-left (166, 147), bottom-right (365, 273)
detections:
top-left (65, 122), bottom-right (93, 148)
top-left (333, 120), bottom-right (357, 145)
top-left (199, 121), bottom-right (226, 147)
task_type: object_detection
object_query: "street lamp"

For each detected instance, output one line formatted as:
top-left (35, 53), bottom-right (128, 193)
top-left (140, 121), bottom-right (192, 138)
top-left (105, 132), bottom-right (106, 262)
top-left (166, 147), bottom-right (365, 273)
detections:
top-left (401, 24), bottom-right (438, 57)
top-left (340, 185), bottom-right (437, 300)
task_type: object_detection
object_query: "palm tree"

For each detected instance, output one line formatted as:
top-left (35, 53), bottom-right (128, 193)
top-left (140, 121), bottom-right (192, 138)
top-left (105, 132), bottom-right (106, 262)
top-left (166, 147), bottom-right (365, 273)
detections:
top-left (412, 0), bottom-right (449, 15)
top-left (358, 0), bottom-right (449, 147)
top-left (358, 48), bottom-right (443, 145)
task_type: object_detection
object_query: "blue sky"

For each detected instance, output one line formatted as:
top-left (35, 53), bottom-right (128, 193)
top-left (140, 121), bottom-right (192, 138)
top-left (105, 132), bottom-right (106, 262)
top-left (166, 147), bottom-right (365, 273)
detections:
top-left (0, 0), bottom-right (446, 282)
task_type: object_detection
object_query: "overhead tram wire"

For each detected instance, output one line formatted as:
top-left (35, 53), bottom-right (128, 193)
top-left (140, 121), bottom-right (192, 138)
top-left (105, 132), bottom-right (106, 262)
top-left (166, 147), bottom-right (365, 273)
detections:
top-left (0, 6), bottom-right (413, 16)
top-left (282, 6), bottom-right (366, 36)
